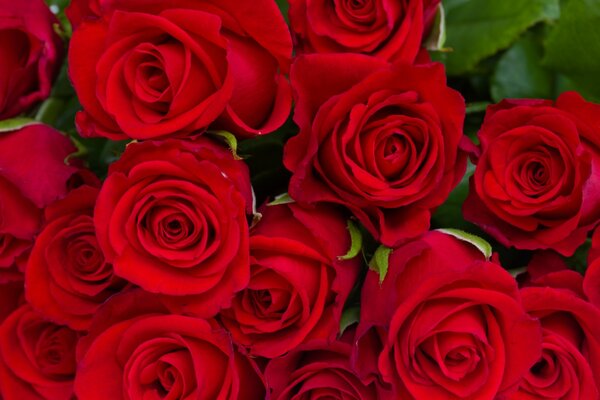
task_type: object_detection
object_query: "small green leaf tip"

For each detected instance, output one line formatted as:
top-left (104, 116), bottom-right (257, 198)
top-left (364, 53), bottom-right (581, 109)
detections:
top-left (437, 228), bottom-right (492, 259)
top-left (369, 245), bottom-right (393, 284)
top-left (338, 220), bottom-right (363, 261)
top-left (0, 118), bottom-right (40, 133)
top-left (267, 193), bottom-right (295, 206)
top-left (339, 306), bottom-right (360, 335)
top-left (209, 130), bottom-right (242, 160)
top-left (425, 4), bottom-right (448, 51)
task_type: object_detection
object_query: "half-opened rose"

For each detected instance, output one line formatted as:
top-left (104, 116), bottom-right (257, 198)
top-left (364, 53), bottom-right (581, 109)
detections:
top-left (74, 291), bottom-right (265, 400)
top-left (0, 305), bottom-right (77, 400)
top-left (464, 92), bottom-right (600, 256)
top-left (284, 54), bottom-right (466, 247)
top-left (515, 268), bottom-right (600, 399)
top-left (289, 0), bottom-right (440, 63)
top-left (355, 231), bottom-right (542, 399)
top-left (68, 0), bottom-right (292, 139)
top-left (220, 203), bottom-right (360, 358)
top-left (26, 186), bottom-right (125, 330)
top-left (265, 332), bottom-right (390, 399)
top-left (94, 137), bottom-right (253, 317)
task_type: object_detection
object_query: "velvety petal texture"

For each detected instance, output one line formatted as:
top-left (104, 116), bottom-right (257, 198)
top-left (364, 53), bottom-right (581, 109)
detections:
top-left (0, 124), bottom-right (77, 282)
top-left (94, 137), bottom-right (253, 317)
top-left (0, 305), bottom-right (78, 400)
top-left (74, 291), bottom-right (265, 400)
top-left (514, 268), bottom-right (600, 399)
top-left (67, 0), bottom-right (292, 139)
top-left (464, 92), bottom-right (600, 256)
top-left (25, 186), bottom-right (125, 330)
top-left (289, 0), bottom-right (440, 63)
top-left (220, 203), bottom-right (360, 358)
top-left (284, 54), bottom-right (466, 247)
top-left (265, 332), bottom-right (390, 399)
top-left (355, 231), bottom-right (542, 399)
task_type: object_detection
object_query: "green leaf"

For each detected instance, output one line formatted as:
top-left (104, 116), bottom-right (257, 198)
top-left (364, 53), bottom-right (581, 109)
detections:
top-left (276, 0), bottom-right (289, 23)
top-left (35, 98), bottom-right (65, 125)
top-left (491, 34), bottom-right (554, 102)
top-left (208, 131), bottom-right (242, 160)
top-left (543, 0), bottom-right (600, 101)
top-left (565, 238), bottom-right (592, 275)
top-left (369, 246), bottom-right (393, 284)
top-left (437, 228), bottom-right (492, 259)
top-left (439, 0), bottom-right (559, 75)
top-left (466, 102), bottom-right (491, 114)
top-left (45, 0), bottom-right (72, 38)
top-left (425, 4), bottom-right (448, 51)
top-left (338, 220), bottom-right (363, 261)
top-left (339, 306), bottom-right (360, 335)
top-left (508, 267), bottom-right (527, 278)
top-left (268, 192), bottom-right (295, 206)
top-left (0, 118), bottom-right (40, 133)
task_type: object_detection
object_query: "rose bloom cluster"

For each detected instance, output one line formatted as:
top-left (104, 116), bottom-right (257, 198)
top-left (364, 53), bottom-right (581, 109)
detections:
top-left (1, 0), bottom-right (600, 399)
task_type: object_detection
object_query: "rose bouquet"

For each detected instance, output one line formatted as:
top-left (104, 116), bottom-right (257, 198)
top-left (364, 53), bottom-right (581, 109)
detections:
top-left (0, 0), bottom-right (599, 399)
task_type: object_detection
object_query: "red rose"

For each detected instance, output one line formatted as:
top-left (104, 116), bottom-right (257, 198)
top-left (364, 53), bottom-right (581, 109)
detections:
top-left (0, 0), bottom-right (63, 119)
top-left (220, 203), bottom-right (360, 358)
top-left (0, 124), bottom-right (77, 281)
top-left (26, 186), bottom-right (125, 330)
top-left (94, 138), bottom-right (252, 317)
top-left (355, 231), bottom-right (542, 399)
top-left (75, 291), bottom-right (265, 400)
top-left (68, 0), bottom-right (292, 139)
top-left (464, 92), bottom-right (600, 256)
top-left (289, 0), bottom-right (440, 63)
top-left (0, 305), bottom-right (77, 400)
top-left (514, 268), bottom-right (600, 399)
top-left (265, 331), bottom-right (389, 399)
top-left (284, 55), bottom-right (466, 247)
